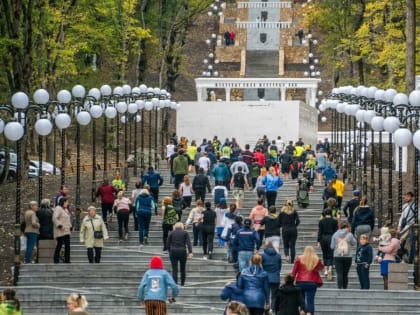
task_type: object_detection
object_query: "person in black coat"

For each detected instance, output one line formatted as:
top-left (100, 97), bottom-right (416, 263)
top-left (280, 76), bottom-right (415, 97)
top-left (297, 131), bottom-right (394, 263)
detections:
top-left (342, 190), bottom-right (360, 224)
top-left (37, 199), bottom-right (54, 240)
top-left (317, 208), bottom-right (338, 280)
top-left (278, 200), bottom-right (300, 263)
top-left (192, 168), bottom-right (211, 202)
top-left (274, 274), bottom-right (310, 315)
top-left (201, 202), bottom-right (216, 260)
top-left (167, 222), bottom-right (193, 285)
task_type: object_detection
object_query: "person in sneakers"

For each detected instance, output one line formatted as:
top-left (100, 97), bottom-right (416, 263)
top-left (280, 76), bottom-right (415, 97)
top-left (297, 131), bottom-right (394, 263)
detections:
top-left (278, 200), bottom-right (300, 264)
top-left (113, 191), bottom-right (131, 241)
top-left (260, 206), bottom-right (281, 253)
top-left (249, 198), bottom-right (268, 250)
top-left (262, 167), bottom-right (283, 207)
top-left (167, 222), bottom-right (193, 286)
top-left (378, 229), bottom-right (400, 290)
top-left (179, 175), bottom-right (193, 210)
top-left (137, 256), bottom-right (179, 315)
top-left (355, 234), bottom-right (373, 290)
top-left (317, 208), bottom-right (338, 280)
top-left (24, 201), bottom-right (40, 264)
top-left (135, 188), bottom-right (157, 246)
top-left (201, 201), bottom-right (217, 259)
top-left (261, 241), bottom-right (282, 312)
top-left (192, 167), bottom-right (211, 202)
top-left (185, 199), bottom-right (204, 246)
top-left (231, 166), bottom-right (249, 210)
top-left (141, 166), bottom-right (163, 204)
top-left (215, 199), bottom-right (229, 248)
top-left (233, 218), bottom-right (260, 272)
top-left (330, 222), bottom-right (357, 289)
top-left (79, 206), bottom-right (109, 263)
top-left (96, 179), bottom-right (118, 225)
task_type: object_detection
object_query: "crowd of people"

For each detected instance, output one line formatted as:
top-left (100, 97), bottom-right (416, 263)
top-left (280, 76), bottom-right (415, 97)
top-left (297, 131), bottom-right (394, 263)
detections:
top-left (15, 133), bottom-right (416, 315)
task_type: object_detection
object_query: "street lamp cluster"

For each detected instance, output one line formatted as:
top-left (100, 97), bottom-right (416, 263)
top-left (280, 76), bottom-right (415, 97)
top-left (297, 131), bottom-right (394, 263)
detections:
top-left (319, 85), bottom-right (420, 287)
top-left (202, 0), bottom-right (223, 77)
top-left (302, 33), bottom-right (321, 78)
top-left (1, 83), bottom-right (180, 285)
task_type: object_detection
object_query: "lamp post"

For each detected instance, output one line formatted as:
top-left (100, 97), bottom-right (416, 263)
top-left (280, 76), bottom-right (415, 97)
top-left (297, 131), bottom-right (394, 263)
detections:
top-left (32, 89), bottom-right (54, 205)
top-left (0, 92), bottom-right (28, 285)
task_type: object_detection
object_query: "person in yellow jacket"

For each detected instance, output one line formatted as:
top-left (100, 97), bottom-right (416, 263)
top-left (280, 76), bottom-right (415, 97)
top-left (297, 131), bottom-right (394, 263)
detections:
top-left (0, 289), bottom-right (22, 315)
top-left (186, 140), bottom-right (198, 173)
top-left (331, 175), bottom-right (345, 209)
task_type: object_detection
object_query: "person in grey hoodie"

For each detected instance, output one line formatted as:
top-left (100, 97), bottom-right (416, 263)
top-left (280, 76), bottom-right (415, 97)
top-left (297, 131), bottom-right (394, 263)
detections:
top-left (330, 222), bottom-right (357, 289)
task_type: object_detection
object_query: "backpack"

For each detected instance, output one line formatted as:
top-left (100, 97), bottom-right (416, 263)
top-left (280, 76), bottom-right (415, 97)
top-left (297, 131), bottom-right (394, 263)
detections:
top-left (164, 205), bottom-right (178, 225)
top-left (337, 236), bottom-right (349, 256)
top-left (234, 172), bottom-right (245, 188)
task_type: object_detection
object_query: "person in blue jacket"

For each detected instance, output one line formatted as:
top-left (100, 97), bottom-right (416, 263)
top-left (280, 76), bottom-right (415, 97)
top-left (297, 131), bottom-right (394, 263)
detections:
top-left (237, 254), bottom-right (270, 315)
top-left (213, 159), bottom-right (232, 188)
top-left (261, 241), bottom-right (282, 312)
top-left (142, 166), bottom-right (163, 203)
top-left (136, 188), bottom-right (157, 246)
top-left (137, 256), bottom-right (179, 315)
top-left (262, 167), bottom-right (283, 207)
top-left (322, 162), bottom-right (336, 186)
top-left (220, 272), bottom-right (244, 315)
top-left (233, 218), bottom-right (260, 272)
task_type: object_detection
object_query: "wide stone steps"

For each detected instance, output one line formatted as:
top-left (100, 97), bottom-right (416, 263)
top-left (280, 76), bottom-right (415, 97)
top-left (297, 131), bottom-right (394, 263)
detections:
top-left (15, 163), bottom-right (420, 315)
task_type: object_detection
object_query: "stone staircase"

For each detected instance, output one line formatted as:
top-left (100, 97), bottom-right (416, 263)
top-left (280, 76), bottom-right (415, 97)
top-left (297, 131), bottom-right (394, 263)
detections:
top-left (10, 162), bottom-right (420, 314)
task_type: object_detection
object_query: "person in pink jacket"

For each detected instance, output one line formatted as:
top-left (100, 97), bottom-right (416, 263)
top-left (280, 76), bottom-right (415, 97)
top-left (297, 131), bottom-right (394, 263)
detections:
top-left (378, 229), bottom-right (401, 290)
top-left (249, 198), bottom-right (268, 250)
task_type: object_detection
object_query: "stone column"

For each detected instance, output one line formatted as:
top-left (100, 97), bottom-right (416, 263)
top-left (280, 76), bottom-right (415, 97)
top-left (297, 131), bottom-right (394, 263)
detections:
top-left (226, 88), bottom-right (231, 102)
top-left (280, 87), bottom-right (286, 101)
top-left (196, 87), bottom-right (203, 102)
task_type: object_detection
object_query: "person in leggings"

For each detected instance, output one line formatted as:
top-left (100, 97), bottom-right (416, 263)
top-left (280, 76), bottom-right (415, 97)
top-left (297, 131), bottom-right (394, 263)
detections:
top-left (201, 202), bottom-right (216, 260)
top-left (278, 199), bottom-right (300, 263)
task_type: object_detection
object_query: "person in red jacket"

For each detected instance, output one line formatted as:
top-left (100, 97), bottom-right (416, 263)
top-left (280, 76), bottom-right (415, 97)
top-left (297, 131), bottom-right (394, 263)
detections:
top-left (253, 149), bottom-right (265, 167)
top-left (291, 246), bottom-right (323, 315)
top-left (96, 179), bottom-right (118, 225)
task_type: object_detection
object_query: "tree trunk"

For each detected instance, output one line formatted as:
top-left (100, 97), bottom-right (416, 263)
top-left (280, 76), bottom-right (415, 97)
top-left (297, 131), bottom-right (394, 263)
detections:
top-left (406, 0), bottom-right (416, 93)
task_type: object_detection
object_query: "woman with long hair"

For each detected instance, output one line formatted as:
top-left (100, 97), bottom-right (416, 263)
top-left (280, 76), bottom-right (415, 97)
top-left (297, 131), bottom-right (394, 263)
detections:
top-left (66, 293), bottom-right (90, 315)
top-left (351, 195), bottom-right (374, 240)
top-left (237, 254), bottom-right (270, 315)
top-left (179, 175), bottom-right (193, 209)
top-left (53, 197), bottom-right (72, 263)
top-left (278, 199), bottom-right (300, 263)
top-left (0, 288), bottom-right (22, 315)
top-left (291, 246), bottom-right (323, 315)
top-left (113, 190), bottom-right (131, 241)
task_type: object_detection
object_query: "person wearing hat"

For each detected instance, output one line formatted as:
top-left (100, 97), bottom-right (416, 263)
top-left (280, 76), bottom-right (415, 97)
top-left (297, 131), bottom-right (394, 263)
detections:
top-left (24, 201), bottom-right (40, 263)
top-left (137, 256), bottom-right (179, 315)
top-left (343, 190), bottom-right (361, 224)
top-left (233, 218), bottom-right (260, 272)
top-left (142, 166), bottom-right (163, 204)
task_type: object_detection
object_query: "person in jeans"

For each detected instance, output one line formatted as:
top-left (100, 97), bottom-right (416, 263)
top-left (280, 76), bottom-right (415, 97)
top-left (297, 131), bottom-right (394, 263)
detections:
top-left (201, 201), bottom-right (216, 260)
top-left (53, 197), bottom-right (72, 263)
top-left (355, 234), bottom-right (373, 289)
top-left (291, 246), bottom-right (323, 315)
top-left (233, 218), bottom-right (259, 272)
top-left (167, 222), bottom-right (193, 285)
top-left (113, 191), bottom-right (131, 241)
top-left (24, 201), bottom-right (40, 263)
top-left (278, 199), bottom-right (300, 263)
top-left (135, 188), bottom-right (156, 246)
top-left (331, 222), bottom-right (357, 289)
top-left (172, 150), bottom-right (189, 189)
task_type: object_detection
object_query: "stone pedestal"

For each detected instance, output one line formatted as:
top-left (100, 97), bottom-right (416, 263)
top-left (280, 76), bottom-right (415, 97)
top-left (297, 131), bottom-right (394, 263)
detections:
top-left (38, 240), bottom-right (55, 263)
top-left (388, 263), bottom-right (409, 290)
